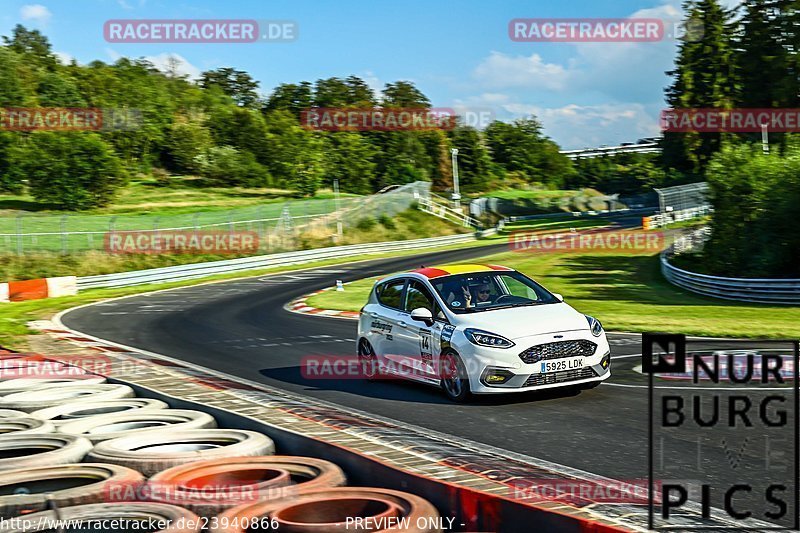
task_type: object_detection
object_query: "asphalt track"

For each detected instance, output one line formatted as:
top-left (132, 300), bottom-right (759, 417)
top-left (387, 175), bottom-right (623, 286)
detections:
top-left (62, 242), bottom-right (799, 527)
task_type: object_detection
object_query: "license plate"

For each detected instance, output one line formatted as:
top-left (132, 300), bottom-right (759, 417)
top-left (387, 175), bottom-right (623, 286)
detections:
top-left (540, 357), bottom-right (585, 373)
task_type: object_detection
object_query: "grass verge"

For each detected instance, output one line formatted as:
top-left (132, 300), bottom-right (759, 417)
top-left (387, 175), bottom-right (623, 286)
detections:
top-left (306, 249), bottom-right (800, 339)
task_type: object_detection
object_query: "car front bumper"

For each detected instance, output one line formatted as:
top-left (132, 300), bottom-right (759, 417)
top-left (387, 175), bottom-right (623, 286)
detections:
top-left (460, 330), bottom-right (612, 394)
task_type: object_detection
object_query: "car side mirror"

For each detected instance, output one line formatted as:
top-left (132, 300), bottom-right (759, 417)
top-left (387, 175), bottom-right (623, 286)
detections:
top-left (410, 307), bottom-right (434, 326)
top-left (552, 293), bottom-right (564, 302)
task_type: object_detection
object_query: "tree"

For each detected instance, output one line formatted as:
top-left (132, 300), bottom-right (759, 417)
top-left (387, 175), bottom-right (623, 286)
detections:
top-left (322, 132), bottom-right (377, 194)
top-left (165, 113), bottom-right (214, 174)
top-left (484, 117), bottom-right (573, 186)
top-left (0, 47), bottom-right (27, 106)
top-left (2, 25), bottom-right (56, 69)
top-left (8, 133), bottom-right (125, 209)
top-left (199, 68), bottom-right (260, 108)
top-left (194, 145), bottom-right (270, 187)
top-left (264, 82), bottom-right (312, 118)
top-left (663, 0), bottom-right (736, 177)
top-left (447, 125), bottom-right (492, 192)
top-left (381, 81), bottom-right (430, 108)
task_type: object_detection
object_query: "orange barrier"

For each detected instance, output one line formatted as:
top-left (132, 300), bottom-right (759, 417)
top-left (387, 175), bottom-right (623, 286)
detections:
top-left (2, 276), bottom-right (77, 302)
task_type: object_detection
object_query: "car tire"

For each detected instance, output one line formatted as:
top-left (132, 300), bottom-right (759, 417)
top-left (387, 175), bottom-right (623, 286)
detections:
top-left (148, 456), bottom-right (346, 517)
top-left (439, 351), bottom-right (471, 403)
top-left (0, 377), bottom-right (106, 396)
top-left (0, 463), bottom-right (144, 519)
top-left (57, 409), bottom-right (217, 443)
top-left (357, 339), bottom-right (380, 381)
top-left (86, 429), bottom-right (276, 476)
top-left (0, 384), bottom-right (135, 412)
top-left (1, 502), bottom-right (201, 532)
top-left (0, 417), bottom-right (55, 436)
top-left (31, 399), bottom-right (169, 426)
top-left (0, 434), bottom-right (93, 471)
top-left (211, 487), bottom-right (441, 533)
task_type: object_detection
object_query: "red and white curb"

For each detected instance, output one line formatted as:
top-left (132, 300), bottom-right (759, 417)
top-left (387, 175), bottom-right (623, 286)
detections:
top-left (285, 287), bottom-right (359, 320)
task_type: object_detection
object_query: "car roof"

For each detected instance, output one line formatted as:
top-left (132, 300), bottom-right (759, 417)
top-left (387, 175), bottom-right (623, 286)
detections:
top-left (410, 263), bottom-right (514, 280)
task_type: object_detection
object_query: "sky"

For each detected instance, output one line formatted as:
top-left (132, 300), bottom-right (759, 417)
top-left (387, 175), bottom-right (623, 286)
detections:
top-left (0, 0), bottom-right (740, 149)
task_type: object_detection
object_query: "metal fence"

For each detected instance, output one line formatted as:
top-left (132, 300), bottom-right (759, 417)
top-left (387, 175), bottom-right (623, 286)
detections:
top-left (0, 181), bottom-right (434, 254)
top-left (661, 228), bottom-right (800, 304)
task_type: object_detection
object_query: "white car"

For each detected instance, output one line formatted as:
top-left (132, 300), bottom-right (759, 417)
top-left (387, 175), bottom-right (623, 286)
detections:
top-left (357, 264), bottom-right (611, 401)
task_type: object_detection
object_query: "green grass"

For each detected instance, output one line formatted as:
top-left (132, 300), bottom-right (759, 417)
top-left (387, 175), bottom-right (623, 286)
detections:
top-left (477, 189), bottom-right (582, 200)
top-left (306, 249), bottom-right (800, 339)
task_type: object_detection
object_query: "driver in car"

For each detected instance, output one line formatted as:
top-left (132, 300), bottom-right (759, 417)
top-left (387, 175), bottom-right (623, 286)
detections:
top-left (463, 283), bottom-right (493, 308)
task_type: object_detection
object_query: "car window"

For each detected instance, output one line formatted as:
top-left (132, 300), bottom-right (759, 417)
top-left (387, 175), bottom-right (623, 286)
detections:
top-left (405, 281), bottom-right (434, 311)
top-left (405, 280), bottom-right (446, 321)
top-left (376, 279), bottom-right (405, 309)
top-left (502, 275), bottom-right (542, 301)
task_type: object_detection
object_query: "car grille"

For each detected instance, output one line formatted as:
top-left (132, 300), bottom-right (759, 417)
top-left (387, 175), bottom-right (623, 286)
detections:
top-left (523, 367), bottom-right (596, 387)
top-left (518, 340), bottom-right (597, 364)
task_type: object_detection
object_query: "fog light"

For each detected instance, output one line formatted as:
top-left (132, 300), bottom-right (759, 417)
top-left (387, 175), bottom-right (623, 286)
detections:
top-left (481, 368), bottom-right (513, 386)
top-left (600, 352), bottom-right (611, 370)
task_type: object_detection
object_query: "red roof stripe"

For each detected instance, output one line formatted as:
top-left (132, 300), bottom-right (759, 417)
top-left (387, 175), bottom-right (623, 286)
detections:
top-left (413, 267), bottom-right (451, 279)
top-left (487, 264), bottom-right (513, 271)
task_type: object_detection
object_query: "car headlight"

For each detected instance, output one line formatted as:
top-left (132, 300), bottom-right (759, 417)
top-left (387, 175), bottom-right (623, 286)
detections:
top-left (586, 315), bottom-right (603, 337)
top-left (464, 328), bottom-right (515, 348)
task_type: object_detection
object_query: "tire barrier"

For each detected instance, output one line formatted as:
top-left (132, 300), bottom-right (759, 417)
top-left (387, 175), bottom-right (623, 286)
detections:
top-left (0, 463), bottom-right (144, 518)
top-left (148, 456), bottom-right (347, 517)
top-left (0, 409), bottom-right (26, 418)
top-left (0, 383), bottom-right (135, 412)
top-left (87, 429), bottom-right (276, 476)
top-left (212, 487), bottom-right (442, 533)
top-left (0, 502), bottom-right (201, 532)
top-left (0, 417), bottom-right (54, 435)
top-left (31, 398), bottom-right (169, 426)
top-left (0, 376), bottom-right (106, 395)
top-left (58, 410), bottom-right (217, 443)
top-left (0, 434), bottom-right (92, 471)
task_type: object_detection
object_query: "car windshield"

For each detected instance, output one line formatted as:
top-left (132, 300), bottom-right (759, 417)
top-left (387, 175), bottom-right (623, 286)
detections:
top-left (431, 271), bottom-right (559, 314)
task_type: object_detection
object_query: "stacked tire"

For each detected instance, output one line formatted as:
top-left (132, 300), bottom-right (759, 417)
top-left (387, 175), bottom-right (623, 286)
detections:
top-left (0, 352), bottom-right (444, 532)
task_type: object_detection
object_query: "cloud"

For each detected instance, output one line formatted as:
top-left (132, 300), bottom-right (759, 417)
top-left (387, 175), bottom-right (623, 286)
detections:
top-left (472, 51), bottom-right (570, 91)
top-left (143, 53), bottom-right (202, 80)
top-left (53, 51), bottom-right (75, 65)
top-left (502, 102), bottom-right (660, 149)
top-left (20, 4), bottom-right (52, 26)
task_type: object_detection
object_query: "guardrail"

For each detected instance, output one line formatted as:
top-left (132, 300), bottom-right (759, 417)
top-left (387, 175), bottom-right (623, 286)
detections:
top-left (661, 228), bottom-right (800, 304)
top-left (77, 232), bottom-right (487, 289)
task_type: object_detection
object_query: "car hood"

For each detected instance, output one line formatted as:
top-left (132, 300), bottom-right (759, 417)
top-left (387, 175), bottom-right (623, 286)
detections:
top-left (453, 302), bottom-right (590, 339)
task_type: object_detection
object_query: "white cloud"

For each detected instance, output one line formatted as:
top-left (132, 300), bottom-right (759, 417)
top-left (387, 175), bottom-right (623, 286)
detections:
top-left (502, 102), bottom-right (660, 149)
top-left (473, 51), bottom-right (570, 91)
top-left (143, 53), bottom-right (201, 80)
top-left (53, 51), bottom-right (75, 65)
top-left (20, 4), bottom-right (52, 26)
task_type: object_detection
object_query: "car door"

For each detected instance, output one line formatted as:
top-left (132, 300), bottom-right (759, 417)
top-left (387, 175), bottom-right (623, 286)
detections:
top-left (366, 278), bottom-right (407, 366)
top-left (391, 279), bottom-right (444, 380)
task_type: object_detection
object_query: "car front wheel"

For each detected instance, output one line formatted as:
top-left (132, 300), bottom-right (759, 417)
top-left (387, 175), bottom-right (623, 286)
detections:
top-left (439, 351), bottom-right (471, 402)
